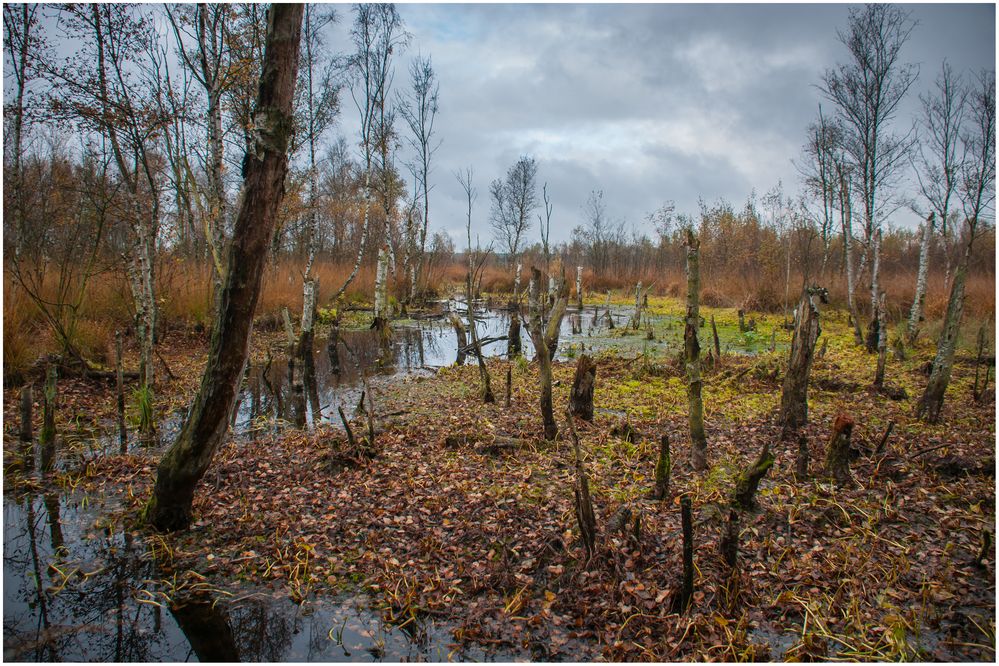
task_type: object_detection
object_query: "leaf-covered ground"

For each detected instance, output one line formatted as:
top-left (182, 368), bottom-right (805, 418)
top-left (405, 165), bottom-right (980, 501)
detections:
top-left (4, 299), bottom-right (996, 661)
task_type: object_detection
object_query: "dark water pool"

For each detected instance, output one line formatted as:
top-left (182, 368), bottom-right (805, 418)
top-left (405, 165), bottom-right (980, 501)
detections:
top-left (2, 488), bottom-right (522, 661)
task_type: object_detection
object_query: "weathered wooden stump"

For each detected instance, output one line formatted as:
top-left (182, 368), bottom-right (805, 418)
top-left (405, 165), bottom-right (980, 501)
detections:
top-left (733, 443), bottom-right (775, 510)
top-left (652, 434), bottom-right (671, 500)
top-left (569, 354), bottom-right (596, 421)
top-left (825, 413), bottom-right (855, 485)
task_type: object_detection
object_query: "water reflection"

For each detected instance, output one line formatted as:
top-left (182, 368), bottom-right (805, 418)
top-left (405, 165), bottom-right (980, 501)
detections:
top-left (3, 490), bottom-right (522, 662)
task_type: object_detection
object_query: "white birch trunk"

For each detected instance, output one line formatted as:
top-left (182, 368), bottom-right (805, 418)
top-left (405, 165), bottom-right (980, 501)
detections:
top-left (907, 215), bottom-right (934, 341)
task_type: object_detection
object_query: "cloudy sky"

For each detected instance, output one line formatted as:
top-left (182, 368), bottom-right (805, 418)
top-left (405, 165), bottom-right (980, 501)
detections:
top-left (326, 3), bottom-right (994, 246)
top-left (13, 4), bottom-right (995, 248)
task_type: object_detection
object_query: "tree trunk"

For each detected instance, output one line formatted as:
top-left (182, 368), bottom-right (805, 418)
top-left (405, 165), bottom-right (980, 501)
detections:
top-left (685, 230), bottom-right (707, 471)
top-left (840, 175), bottom-right (864, 346)
top-left (874, 292), bottom-right (888, 390)
top-left (298, 278), bottom-right (317, 355)
top-left (146, 4), bottom-right (303, 531)
top-left (631, 282), bottom-right (643, 330)
top-left (19, 383), bottom-right (33, 443)
top-left (115, 331), bottom-right (127, 454)
top-left (676, 495), bottom-right (695, 613)
top-left (917, 237), bottom-right (971, 423)
top-left (449, 313), bottom-right (468, 366)
top-left (507, 311), bottom-right (522, 357)
top-left (732, 443), bottom-right (775, 510)
top-left (40, 366), bottom-right (57, 473)
top-left (569, 354), bottom-right (596, 421)
top-left (795, 434), bottom-right (809, 481)
top-left (526, 267), bottom-right (566, 441)
top-left (566, 410), bottom-right (597, 562)
top-left (907, 214), bottom-right (934, 342)
top-left (576, 265), bottom-right (584, 310)
top-left (372, 245), bottom-right (390, 334)
top-left (825, 413), bottom-right (854, 485)
top-left (711, 314), bottom-right (721, 362)
top-left (652, 434), bottom-right (671, 500)
top-left (865, 229), bottom-right (882, 352)
top-left (779, 289), bottom-right (822, 432)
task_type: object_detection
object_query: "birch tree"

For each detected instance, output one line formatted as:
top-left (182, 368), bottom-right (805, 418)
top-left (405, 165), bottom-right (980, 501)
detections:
top-left (820, 4), bottom-right (917, 352)
top-left (490, 155), bottom-right (538, 268)
top-left (48, 5), bottom-right (164, 428)
top-left (148, 3), bottom-right (304, 530)
top-left (917, 70), bottom-right (995, 423)
top-left (909, 62), bottom-right (967, 342)
top-left (165, 3), bottom-right (235, 288)
top-left (332, 3), bottom-right (406, 303)
top-left (399, 55), bottom-right (440, 304)
top-left (684, 228), bottom-right (708, 471)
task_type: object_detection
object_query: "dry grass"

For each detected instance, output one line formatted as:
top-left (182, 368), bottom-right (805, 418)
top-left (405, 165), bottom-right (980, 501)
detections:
top-left (4, 254), bottom-right (993, 385)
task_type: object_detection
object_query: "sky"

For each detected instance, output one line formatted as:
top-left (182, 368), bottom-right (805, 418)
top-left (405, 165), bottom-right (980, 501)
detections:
top-left (10, 3), bottom-right (996, 249)
top-left (334, 2), bottom-right (994, 247)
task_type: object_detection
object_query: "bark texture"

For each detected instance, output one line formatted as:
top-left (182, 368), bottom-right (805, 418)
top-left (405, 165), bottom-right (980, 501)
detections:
top-left (917, 239), bottom-right (971, 423)
top-left (527, 267), bottom-right (567, 441)
top-left (733, 444), bottom-right (775, 510)
top-left (907, 214), bottom-right (934, 342)
top-left (779, 287), bottom-right (823, 432)
top-left (685, 230), bottom-right (707, 471)
top-left (569, 354), bottom-right (596, 421)
top-left (652, 434), bottom-right (671, 500)
top-left (147, 4), bottom-right (303, 531)
top-left (825, 413), bottom-right (855, 485)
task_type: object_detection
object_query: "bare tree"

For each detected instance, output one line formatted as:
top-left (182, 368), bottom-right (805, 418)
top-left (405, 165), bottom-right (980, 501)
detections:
top-left (399, 54), bottom-right (440, 304)
top-left (3, 2), bottom-right (42, 253)
top-left (147, 3), bottom-right (304, 531)
top-left (47, 5), bottom-right (167, 421)
top-left (332, 3), bottom-right (406, 303)
top-left (917, 70), bottom-right (995, 423)
top-left (456, 167), bottom-right (494, 403)
top-left (820, 4), bottom-right (918, 351)
top-left (684, 228), bottom-right (708, 471)
top-left (490, 155), bottom-right (538, 266)
top-left (165, 3), bottom-right (236, 291)
top-left (798, 105), bottom-right (839, 275)
top-left (909, 62), bottom-right (967, 342)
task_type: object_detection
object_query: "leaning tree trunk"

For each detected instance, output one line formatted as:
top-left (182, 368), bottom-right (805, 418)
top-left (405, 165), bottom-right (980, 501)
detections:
top-left (684, 230), bottom-right (708, 471)
top-left (146, 4), bottom-right (304, 532)
top-left (917, 236), bottom-right (972, 423)
top-left (907, 214), bottom-right (934, 343)
top-left (527, 267), bottom-right (567, 441)
top-left (778, 288), bottom-right (822, 432)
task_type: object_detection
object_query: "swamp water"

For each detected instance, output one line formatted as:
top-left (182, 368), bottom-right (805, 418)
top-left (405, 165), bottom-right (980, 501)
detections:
top-left (4, 301), bottom-right (773, 661)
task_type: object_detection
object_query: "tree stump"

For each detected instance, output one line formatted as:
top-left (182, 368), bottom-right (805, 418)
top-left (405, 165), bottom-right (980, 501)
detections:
top-left (40, 366), bottom-right (57, 473)
top-left (795, 434), bottom-right (809, 481)
top-left (733, 443), bottom-right (775, 510)
top-left (825, 413), bottom-right (855, 485)
top-left (569, 354), bottom-right (596, 421)
top-left (779, 287), bottom-right (823, 433)
top-left (674, 495), bottom-right (695, 613)
top-left (19, 384), bottom-right (33, 443)
top-left (507, 311), bottom-right (522, 357)
top-left (652, 434), bottom-right (671, 500)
